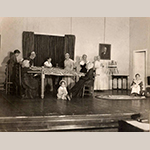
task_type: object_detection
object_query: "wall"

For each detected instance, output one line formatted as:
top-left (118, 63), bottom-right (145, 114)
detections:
top-left (72, 17), bottom-right (130, 75)
top-left (0, 17), bottom-right (71, 65)
top-left (0, 17), bottom-right (130, 83)
top-left (0, 17), bottom-right (71, 81)
top-left (129, 17), bottom-right (150, 85)
top-left (0, 17), bottom-right (2, 52)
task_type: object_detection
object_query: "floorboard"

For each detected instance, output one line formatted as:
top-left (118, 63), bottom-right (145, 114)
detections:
top-left (0, 90), bottom-right (149, 131)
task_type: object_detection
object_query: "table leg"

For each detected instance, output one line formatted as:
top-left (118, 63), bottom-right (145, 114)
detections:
top-left (112, 77), bottom-right (114, 90)
top-left (126, 77), bottom-right (128, 94)
top-left (41, 72), bottom-right (45, 99)
top-left (117, 78), bottom-right (118, 91)
top-left (121, 77), bottom-right (123, 91)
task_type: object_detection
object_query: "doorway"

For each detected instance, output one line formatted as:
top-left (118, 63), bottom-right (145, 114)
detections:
top-left (133, 49), bottom-right (147, 90)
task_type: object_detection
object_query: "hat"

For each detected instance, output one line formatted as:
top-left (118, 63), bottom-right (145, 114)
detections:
top-left (59, 80), bottom-right (67, 85)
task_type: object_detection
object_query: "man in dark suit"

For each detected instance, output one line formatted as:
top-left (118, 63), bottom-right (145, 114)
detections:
top-left (101, 46), bottom-right (110, 60)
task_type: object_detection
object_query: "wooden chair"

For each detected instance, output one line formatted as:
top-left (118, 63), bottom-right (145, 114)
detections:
top-left (5, 64), bottom-right (13, 95)
top-left (82, 79), bottom-right (94, 98)
top-left (14, 63), bottom-right (22, 96)
top-left (5, 63), bottom-right (22, 95)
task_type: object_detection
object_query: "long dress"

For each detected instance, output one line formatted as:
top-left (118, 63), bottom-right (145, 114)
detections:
top-left (7, 54), bottom-right (18, 94)
top-left (21, 67), bottom-right (39, 99)
top-left (7, 54), bottom-right (17, 81)
top-left (94, 60), bottom-right (108, 90)
top-left (70, 68), bottom-right (93, 97)
top-left (131, 79), bottom-right (143, 95)
top-left (64, 58), bottom-right (75, 89)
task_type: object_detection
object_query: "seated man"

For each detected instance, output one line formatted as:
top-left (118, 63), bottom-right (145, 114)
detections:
top-left (131, 73), bottom-right (143, 96)
top-left (69, 62), bottom-right (94, 98)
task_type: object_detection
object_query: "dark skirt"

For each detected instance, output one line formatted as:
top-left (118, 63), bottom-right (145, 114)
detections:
top-left (21, 68), bottom-right (39, 98)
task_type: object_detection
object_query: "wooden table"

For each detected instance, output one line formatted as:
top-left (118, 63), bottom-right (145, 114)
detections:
top-left (112, 75), bottom-right (129, 91)
top-left (28, 67), bottom-right (78, 99)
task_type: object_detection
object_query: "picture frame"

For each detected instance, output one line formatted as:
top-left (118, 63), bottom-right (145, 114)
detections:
top-left (99, 43), bottom-right (111, 60)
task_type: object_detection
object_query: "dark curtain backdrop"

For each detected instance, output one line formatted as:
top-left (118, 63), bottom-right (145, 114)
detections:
top-left (22, 31), bottom-right (34, 58)
top-left (34, 35), bottom-right (65, 68)
top-left (22, 31), bottom-right (75, 68)
top-left (64, 35), bottom-right (76, 60)
top-left (34, 35), bottom-right (50, 66)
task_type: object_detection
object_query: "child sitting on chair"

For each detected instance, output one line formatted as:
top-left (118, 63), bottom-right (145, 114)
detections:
top-left (57, 80), bottom-right (71, 101)
top-left (131, 74), bottom-right (143, 96)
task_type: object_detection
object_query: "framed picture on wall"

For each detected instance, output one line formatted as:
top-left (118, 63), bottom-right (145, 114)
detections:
top-left (99, 43), bottom-right (111, 60)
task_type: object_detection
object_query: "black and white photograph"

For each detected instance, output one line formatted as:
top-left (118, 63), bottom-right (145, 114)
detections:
top-left (0, 17), bottom-right (150, 133)
top-left (99, 43), bottom-right (111, 60)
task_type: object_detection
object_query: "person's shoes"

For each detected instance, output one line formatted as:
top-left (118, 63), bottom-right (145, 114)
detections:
top-left (70, 93), bottom-right (72, 99)
top-left (67, 95), bottom-right (71, 101)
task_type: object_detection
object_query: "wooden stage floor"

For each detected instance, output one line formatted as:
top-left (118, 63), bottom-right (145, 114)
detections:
top-left (0, 90), bottom-right (149, 131)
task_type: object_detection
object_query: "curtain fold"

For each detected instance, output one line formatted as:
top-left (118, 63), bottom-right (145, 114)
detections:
top-left (34, 35), bottom-right (50, 66)
top-left (22, 32), bottom-right (75, 67)
top-left (22, 31), bottom-right (34, 58)
top-left (34, 35), bottom-right (65, 68)
top-left (64, 35), bottom-right (76, 60)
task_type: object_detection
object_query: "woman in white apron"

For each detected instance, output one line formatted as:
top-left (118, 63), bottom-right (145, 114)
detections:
top-left (94, 56), bottom-right (108, 91)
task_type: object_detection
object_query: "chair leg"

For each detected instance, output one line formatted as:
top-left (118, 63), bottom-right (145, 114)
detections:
top-left (91, 86), bottom-right (94, 97)
top-left (82, 86), bottom-right (85, 98)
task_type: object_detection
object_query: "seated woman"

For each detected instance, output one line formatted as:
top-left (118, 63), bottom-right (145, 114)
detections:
top-left (69, 62), bottom-right (94, 98)
top-left (44, 57), bottom-right (53, 92)
top-left (24, 51), bottom-right (36, 67)
top-left (131, 74), bottom-right (143, 96)
top-left (21, 59), bottom-right (39, 99)
top-left (44, 57), bottom-right (52, 68)
top-left (80, 54), bottom-right (89, 73)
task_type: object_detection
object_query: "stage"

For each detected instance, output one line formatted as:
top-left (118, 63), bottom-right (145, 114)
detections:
top-left (0, 90), bottom-right (149, 131)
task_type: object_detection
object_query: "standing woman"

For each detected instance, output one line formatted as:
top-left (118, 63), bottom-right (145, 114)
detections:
top-left (7, 49), bottom-right (21, 81)
top-left (80, 54), bottom-right (89, 73)
top-left (74, 56), bottom-right (81, 82)
top-left (64, 53), bottom-right (75, 89)
top-left (94, 55), bottom-right (108, 91)
top-left (74, 56), bottom-right (81, 73)
top-left (7, 49), bottom-right (21, 94)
